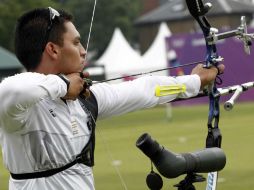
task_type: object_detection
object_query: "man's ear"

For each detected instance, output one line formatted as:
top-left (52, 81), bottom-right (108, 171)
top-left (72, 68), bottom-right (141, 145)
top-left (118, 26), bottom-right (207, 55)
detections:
top-left (44, 42), bottom-right (60, 60)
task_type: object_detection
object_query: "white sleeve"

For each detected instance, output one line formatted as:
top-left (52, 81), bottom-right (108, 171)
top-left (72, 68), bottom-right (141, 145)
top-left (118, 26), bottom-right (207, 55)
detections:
top-left (0, 72), bottom-right (67, 131)
top-left (91, 74), bottom-right (201, 119)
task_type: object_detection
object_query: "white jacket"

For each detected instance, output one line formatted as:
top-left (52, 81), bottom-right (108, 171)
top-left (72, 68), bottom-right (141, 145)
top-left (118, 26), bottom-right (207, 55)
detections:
top-left (0, 72), bottom-right (200, 190)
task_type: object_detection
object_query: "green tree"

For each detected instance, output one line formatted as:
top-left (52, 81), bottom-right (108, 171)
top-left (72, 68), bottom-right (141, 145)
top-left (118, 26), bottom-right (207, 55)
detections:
top-left (60, 0), bottom-right (141, 59)
top-left (0, 0), bottom-right (141, 60)
top-left (91, 0), bottom-right (141, 58)
top-left (0, 0), bottom-right (60, 51)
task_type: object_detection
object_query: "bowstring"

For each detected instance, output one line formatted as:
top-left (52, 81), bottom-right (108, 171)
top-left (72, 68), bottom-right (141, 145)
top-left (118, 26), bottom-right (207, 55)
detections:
top-left (85, 1), bottom-right (128, 189)
top-left (96, 127), bottom-right (128, 190)
top-left (85, 0), bottom-right (97, 61)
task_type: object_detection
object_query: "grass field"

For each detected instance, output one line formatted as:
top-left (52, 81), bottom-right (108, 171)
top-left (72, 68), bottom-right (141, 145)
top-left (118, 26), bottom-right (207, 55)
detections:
top-left (1, 102), bottom-right (254, 190)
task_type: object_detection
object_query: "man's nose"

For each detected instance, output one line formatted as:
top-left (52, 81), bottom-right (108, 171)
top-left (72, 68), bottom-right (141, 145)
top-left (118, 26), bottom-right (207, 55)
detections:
top-left (80, 45), bottom-right (87, 59)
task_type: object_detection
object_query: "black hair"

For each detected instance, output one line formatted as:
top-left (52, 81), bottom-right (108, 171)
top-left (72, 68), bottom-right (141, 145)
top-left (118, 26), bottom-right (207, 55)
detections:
top-left (14, 8), bottom-right (73, 71)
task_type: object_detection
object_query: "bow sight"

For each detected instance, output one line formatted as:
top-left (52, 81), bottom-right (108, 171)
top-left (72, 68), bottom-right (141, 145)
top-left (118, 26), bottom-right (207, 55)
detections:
top-left (207, 16), bottom-right (254, 55)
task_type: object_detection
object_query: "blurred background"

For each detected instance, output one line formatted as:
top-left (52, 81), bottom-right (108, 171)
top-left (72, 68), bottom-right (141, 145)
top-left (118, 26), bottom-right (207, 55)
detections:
top-left (1, 0), bottom-right (254, 81)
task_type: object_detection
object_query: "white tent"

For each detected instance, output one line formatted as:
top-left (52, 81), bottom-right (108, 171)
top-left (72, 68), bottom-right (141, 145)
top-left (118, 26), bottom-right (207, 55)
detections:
top-left (140, 22), bottom-right (173, 120)
top-left (95, 28), bottom-right (143, 81)
top-left (140, 22), bottom-right (172, 76)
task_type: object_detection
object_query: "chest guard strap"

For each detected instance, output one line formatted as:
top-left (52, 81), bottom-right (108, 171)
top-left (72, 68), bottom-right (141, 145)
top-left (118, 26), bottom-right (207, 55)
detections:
top-left (10, 92), bottom-right (98, 180)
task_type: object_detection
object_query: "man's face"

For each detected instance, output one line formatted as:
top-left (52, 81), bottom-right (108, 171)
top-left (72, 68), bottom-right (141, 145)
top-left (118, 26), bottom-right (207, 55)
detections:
top-left (58, 21), bottom-right (86, 74)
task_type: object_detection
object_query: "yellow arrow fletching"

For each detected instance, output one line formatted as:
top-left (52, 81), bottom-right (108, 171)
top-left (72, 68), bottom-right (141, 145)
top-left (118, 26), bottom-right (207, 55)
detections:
top-left (155, 84), bottom-right (186, 97)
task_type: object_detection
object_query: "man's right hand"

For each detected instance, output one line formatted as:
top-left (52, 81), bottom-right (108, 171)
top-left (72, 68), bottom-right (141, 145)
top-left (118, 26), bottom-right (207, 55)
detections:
top-left (62, 73), bottom-right (84, 100)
